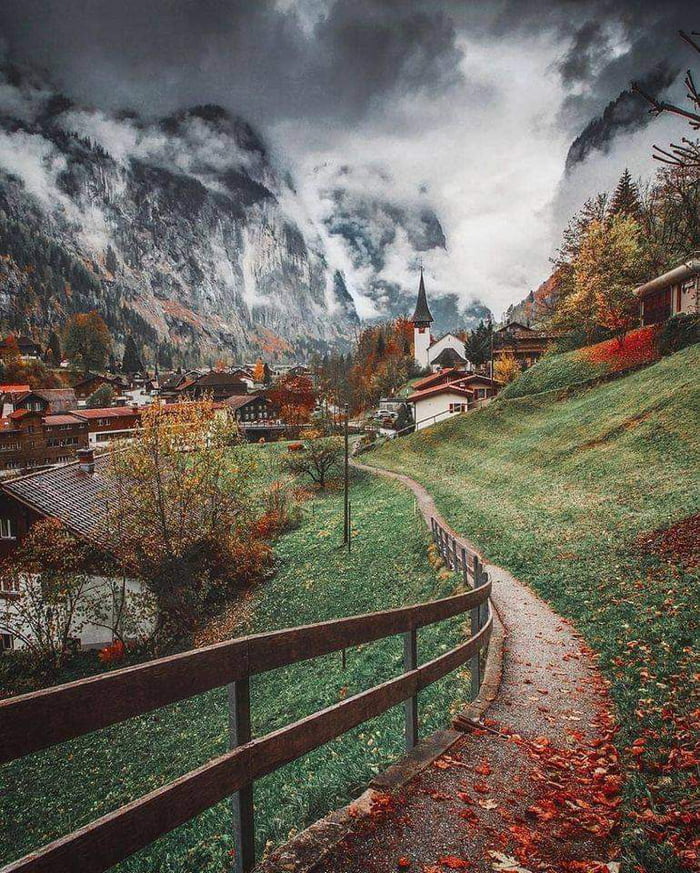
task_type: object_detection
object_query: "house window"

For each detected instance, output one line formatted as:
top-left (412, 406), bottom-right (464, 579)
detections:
top-left (0, 632), bottom-right (13, 651)
top-left (448, 403), bottom-right (467, 414)
top-left (0, 518), bottom-right (15, 539)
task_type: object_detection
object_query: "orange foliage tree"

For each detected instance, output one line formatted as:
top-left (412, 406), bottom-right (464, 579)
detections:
top-left (268, 374), bottom-right (316, 427)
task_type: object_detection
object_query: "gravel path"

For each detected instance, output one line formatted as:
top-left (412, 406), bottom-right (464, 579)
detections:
top-left (305, 462), bottom-right (622, 873)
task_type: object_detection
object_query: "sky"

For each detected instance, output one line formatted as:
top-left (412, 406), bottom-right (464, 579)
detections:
top-left (0, 0), bottom-right (697, 318)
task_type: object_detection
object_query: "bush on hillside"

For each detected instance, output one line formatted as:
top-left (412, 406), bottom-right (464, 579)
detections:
top-left (658, 313), bottom-right (700, 357)
top-left (581, 324), bottom-right (660, 373)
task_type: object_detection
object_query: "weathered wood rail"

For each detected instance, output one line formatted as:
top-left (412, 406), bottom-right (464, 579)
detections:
top-left (0, 517), bottom-right (491, 873)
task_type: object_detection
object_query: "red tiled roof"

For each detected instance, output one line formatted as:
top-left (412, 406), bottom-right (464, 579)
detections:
top-left (44, 413), bottom-right (87, 426)
top-left (0, 384), bottom-right (31, 394)
top-left (74, 407), bottom-right (141, 420)
top-left (8, 408), bottom-right (34, 420)
top-left (412, 367), bottom-right (466, 391)
top-left (408, 382), bottom-right (474, 402)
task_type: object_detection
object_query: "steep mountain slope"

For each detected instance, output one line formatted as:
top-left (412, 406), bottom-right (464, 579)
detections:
top-left (0, 71), bottom-right (358, 363)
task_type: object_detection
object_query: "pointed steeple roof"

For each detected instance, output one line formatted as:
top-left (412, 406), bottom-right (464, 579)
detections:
top-left (411, 268), bottom-right (434, 325)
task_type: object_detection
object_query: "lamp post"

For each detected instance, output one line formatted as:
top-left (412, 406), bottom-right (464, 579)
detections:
top-left (343, 403), bottom-right (350, 546)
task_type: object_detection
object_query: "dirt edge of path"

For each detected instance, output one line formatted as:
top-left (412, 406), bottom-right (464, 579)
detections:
top-left (254, 461), bottom-right (507, 873)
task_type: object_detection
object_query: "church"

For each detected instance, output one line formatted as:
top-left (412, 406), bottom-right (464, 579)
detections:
top-left (411, 268), bottom-right (471, 371)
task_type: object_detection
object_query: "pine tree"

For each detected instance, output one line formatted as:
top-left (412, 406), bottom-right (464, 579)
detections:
top-left (608, 169), bottom-right (642, 221)
top-left (46, 331), bottom-right (62, 366)
top-left (122, 336), bottom-right (142, 374)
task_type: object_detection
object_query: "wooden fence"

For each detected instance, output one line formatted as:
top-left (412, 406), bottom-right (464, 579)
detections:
top-left (0, 518), bottom-right (491, 873)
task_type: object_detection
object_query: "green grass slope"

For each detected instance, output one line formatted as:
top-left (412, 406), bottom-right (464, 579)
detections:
top-left (368, 344), bottom-right (700, 872)
top-left (1, 468), bottom-right (469, 873)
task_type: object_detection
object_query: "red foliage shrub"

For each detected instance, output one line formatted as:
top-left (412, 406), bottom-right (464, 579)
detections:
top-left (98, 639), bottom-right (126, 664)
top-left (581, 325), bottom-right (661, 374)
top-left (287, 442), bottom-right (304, 452)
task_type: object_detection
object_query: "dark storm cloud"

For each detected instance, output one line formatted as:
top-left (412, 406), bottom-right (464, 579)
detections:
top-left (0, 0), bottom-right (464, 123)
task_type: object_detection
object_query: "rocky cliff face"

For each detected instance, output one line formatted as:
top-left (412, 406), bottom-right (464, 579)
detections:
top-left (0, 75), bottom-right (358, 364)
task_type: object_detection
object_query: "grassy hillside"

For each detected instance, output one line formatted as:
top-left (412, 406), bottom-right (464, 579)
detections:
top-left (368, 345), bottom-right (700, 873)
top-left (500, 323), bottom-right (662, 399)
top-left (1, 465), bottom-right (469, 873)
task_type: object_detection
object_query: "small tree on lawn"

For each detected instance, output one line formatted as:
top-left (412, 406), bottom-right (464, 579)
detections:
top-left (494, 352), bottom-right (522, 384)
top-left (87, 383), bottom-right (115, 408)
top-left (64, 311), bottom-right (112, 373)
top-left (0, 519), bottom-right (100, 669)
top-left (105, 400), bottom-right (271, 645)
top-left (284, 436), bottom-right (343, 489)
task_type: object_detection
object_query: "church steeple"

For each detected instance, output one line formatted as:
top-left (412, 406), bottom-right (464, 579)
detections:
top-left (411, 267), bottom-right (433, 370)
top-left (411, 267), bottom-right (434, 326)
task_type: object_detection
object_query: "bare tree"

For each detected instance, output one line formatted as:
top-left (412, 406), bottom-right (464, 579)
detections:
top-left (633, 31), bottom-right (700, 169)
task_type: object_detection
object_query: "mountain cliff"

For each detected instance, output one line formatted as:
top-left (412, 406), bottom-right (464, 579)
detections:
top-left (0, 72), bottom-right (359, 364)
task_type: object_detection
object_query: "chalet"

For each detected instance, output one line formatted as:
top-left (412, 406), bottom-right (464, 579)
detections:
top-left (492, 322), bottom-right (559, 369)
top-left (410, 271), bottom-right (472, 372)
top-left (634, 258), bottom-right (700, 325)
top-left (0, 410), bottom-right (89, 473)
top-left (5, 388), bottom-right (78, 415)
top-left (0, 335), bottom-right (42, 360)
top-left (177, 371), bottom-right (249, 402)
top-left (0, 451), bottom-right (149, 650)
top-left (75, 407), bottom-right (141, 447)
top-left (73, 373), bottom-right (129, 400)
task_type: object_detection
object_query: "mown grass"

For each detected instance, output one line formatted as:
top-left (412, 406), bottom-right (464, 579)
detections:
top-left (0, 460), bottom-right (470, 872)
top-left (368, 343), bottom-right (700, 872)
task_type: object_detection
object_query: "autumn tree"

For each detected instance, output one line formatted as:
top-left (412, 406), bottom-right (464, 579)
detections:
top-left (493, 352), bottom-right (522, 384)
top-left (283, 436), bottom-right (343, 489)
top-left (268, 374), bottom-right (316, 428)
top-left (554, 214), bottom-right (644, 342)
top-left (105, 401), bottom-right (271, 644)
top-left (252, 358), bottom-right (266, 383)
top-left (64, 311), bottom-right (112, 373)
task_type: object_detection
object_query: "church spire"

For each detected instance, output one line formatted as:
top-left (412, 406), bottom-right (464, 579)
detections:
top-left (411, 267), bottom-right (434, 325)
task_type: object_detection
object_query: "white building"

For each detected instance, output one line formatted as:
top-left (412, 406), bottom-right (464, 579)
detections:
top-left (411, 270), bottom-right (471, 371)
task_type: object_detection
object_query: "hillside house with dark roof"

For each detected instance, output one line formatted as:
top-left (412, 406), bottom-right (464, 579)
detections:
top-left (493, 322), bottom-right (560, 369)
top-left (634, 258), bottom-right (700, 325)
top-left (0, 450), bottom-right (151, 650)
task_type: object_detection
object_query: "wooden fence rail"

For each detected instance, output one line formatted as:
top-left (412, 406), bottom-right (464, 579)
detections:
top-left (1, 516), bottom-right (492, 873)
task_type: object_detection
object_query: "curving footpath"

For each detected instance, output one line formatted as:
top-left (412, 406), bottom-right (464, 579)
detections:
top-left (260, 461), bottom-right (622, 873)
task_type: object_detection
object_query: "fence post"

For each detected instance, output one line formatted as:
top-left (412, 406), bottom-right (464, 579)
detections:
top-left (404, 628), bottom-right (418, 751)
top-left (451, 536), bottom-right (457, 569)
top-left (461, 547), bottom-right (468, 587)
top-left (228, 679), bottom-right (255, 873)
top-left (470, 555), bottom-right (481, 699)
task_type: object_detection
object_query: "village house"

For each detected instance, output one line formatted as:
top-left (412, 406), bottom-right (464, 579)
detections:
top-left (408, 370), bottom-right (500, 430)
top-left (176, 371), bottom-right (250, 402)
top-left (0, 335), bottom-right (42, 360)
top-left (0, 450), bottom-right (149, 651)
top-left (73, 372), bottom-right (129, 400)
top-left (0, 410), bottom-right (89, 473)
top-left (3, 387), bottom-right (78, 415)
top-left (634, 257), bottom-right (700, 324)
top-left (492, 322), bottom-right (560, 369)
top-left (76, 407), bottom-right (142, 447)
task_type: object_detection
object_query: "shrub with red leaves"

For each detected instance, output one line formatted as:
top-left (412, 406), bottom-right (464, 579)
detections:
top-left (580, 325), bottom-right (661, 374)
top-left (98, 639), bottom-right (126, 664)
